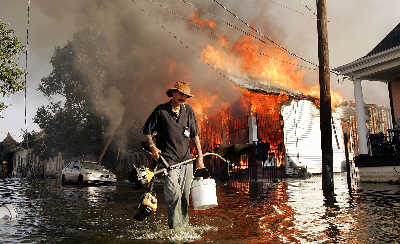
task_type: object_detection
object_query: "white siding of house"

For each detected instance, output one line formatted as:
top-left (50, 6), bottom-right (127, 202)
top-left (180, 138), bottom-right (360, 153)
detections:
top-left (281, 100), bottom-right (346, 174)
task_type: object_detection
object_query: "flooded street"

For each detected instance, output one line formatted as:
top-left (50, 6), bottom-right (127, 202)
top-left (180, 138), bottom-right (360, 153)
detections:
top-left (1, 174), bottom-right (400, 243)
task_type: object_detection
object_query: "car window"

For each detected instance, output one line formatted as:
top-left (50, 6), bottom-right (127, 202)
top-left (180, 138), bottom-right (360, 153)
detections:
top-left (64, 162), bottom-right (71, 169)
top-left (70, 162), bottom-right (80, 169)
top-left (67, 162), bottom-right (75, 169)
top-left (81, 162), bottom-right (104, 170)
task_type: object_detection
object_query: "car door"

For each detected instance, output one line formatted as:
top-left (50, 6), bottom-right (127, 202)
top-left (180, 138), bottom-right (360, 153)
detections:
top-left (65, 162), bottom-right (74, 181)
top-left (68, 161), bottom-right (78, 181)
top-left (62, 162), bottom-right (71, 181)
top-left (71, 162), bottom-right (81, 182)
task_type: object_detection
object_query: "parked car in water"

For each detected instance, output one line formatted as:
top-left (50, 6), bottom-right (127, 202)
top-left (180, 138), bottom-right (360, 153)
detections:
top-left (61, 161), bottom-right (117, 185)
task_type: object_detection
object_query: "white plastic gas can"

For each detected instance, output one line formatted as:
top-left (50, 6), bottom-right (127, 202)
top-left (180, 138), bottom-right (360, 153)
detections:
top-left (191, 178), bottom-right (218, 210)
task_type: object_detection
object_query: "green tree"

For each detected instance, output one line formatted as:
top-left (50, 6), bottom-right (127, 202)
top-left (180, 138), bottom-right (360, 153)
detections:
top-left (34, 30), bottom-right (107, 160)
top-left (34, 29), bottom-right (145, 167)
top-left (0, 20), bottom-right (25, 114)
top-left (21, 130), bottom-right (46, 159)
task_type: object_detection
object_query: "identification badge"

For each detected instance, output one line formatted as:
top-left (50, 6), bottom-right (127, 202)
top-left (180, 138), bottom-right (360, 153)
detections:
top-left (183, 127), bottom-right (190, 138)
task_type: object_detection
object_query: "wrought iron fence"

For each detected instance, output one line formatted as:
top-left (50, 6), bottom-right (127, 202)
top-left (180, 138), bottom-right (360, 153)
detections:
top-left (368, 129), bottom-right (400, 157)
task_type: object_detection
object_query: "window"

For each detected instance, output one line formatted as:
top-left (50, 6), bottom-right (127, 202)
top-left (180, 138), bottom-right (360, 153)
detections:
top-left (81, 162), bottom-right (103, 170)
top-left (67, 161), bottom-right (78, 169)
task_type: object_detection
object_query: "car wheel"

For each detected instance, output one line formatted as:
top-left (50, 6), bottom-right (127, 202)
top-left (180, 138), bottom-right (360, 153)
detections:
top-left (61, 174), bottom-right (66, 185)
top-left (78, 174), bottom-right (84, 185)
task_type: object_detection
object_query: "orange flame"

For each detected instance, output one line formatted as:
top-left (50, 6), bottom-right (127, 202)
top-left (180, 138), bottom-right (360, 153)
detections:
top-left (187, 91), bottom-right (230, 134)
top-left (201, 35), bottom-right (343, 107)
top-left (186, 33), bottom-right (345, 166)
top-left (241, 89), bottom-right (288, 161)
top-left (219, 34), bottom-right (230, 48)
top-left (192, 88), bottom-right (289, 165)
top-left (233, 36), bottom-right (306, 90)
top-left (189, 12), bottom-right (217, 29)
top-left (188, 92), bottom-right (216, 122)
top-left (236, 154), bottom-right (249, 170)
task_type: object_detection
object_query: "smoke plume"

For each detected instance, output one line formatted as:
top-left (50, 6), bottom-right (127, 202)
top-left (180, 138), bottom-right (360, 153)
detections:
top-left (2, 0), bottom-right (396, 148)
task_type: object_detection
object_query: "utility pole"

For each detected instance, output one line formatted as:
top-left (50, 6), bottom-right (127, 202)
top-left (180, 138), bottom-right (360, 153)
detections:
top-left (316, 0), bottom-right (334, 198)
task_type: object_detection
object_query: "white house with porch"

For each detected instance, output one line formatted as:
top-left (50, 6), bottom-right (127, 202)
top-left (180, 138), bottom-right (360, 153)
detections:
top-left (334, 22), bottom-right (400, 183)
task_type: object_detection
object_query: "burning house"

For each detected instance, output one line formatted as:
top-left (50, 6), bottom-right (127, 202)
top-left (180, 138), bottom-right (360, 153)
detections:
top-left (193, 78), bottom-right (347, 178)
top-left (175, 30), bottom-right (350, 178)
top-left (166, 19), bottom-right (349, 178)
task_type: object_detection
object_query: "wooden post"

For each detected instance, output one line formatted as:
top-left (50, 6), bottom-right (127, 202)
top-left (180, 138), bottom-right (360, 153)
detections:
top-left (343, 126), bottom-right (353, 196)
top-left (316, 0), bottom-right (334, 197)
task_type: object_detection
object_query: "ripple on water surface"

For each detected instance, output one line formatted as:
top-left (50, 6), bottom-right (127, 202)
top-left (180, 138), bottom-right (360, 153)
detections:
top-left (1, 174), bottom-right (400, 243)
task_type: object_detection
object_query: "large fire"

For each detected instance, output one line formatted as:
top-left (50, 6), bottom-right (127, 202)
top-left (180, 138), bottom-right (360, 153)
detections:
top-left (201, 35), bottom-right (343, 106)
top-left (189, 90), bottom-right (290, 167)
top-left (185, 13), bottom-right (344, 170)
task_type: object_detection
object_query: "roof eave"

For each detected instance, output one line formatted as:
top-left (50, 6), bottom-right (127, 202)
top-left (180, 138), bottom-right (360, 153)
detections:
top-left (334, 45), bottom-right (400, 78)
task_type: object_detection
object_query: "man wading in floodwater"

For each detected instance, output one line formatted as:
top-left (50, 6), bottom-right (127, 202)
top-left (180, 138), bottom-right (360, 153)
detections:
top-left (143, 81), bottom-right (205, 229)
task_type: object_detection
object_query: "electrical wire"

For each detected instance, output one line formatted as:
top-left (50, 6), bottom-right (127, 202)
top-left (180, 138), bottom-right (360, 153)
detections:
top-left (134, 0), bottom-right (324, 73)
top-left (131, 0), bottom-right (342, 101)
top-left (210, 0), bottom-right (318, 66)
top-left (267, 0), bottom-right (318, 20)
top-left (209, 0), bottom-right (340, 76)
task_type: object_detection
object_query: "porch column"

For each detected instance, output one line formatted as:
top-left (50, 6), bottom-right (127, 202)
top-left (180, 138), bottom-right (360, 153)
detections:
top-left (353, 79), bottom-right (369, 154)
top-left (248, 114), bottom-right (258, 144)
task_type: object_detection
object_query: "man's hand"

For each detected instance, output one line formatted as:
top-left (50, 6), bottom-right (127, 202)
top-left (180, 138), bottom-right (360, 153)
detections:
top-left (145, 135), bottom-right (160, 161)
top-left (195, 155), bottom-right (205, 169)
top-left (194, 158), bottom-right (210, 178)
top-left (150, 144), bottom-right (161, 160)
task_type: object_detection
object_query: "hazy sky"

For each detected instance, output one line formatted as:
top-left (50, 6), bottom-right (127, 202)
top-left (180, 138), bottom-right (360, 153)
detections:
top-left (0, 0), bottom-right (399, 142)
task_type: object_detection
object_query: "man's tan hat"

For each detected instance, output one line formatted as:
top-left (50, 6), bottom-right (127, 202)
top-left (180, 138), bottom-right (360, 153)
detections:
top-left (166, 81), bottom-right (194, 98)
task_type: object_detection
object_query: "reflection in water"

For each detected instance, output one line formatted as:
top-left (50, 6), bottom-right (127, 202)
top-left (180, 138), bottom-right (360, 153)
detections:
top-left (0, 174), bottom-right (400, 243)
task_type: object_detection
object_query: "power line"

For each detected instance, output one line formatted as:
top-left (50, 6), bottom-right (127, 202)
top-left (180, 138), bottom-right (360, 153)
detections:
top-left (209, 0), bottom-right (340, 76)
top-left (130, 1), bottom-right (320, 99)
top-left (136, 1), bottom-right (350, 107)
top-left (133, 0), bottom-right (343, 79)
top-left (301, 0), bottom-right (318, 18)
top-left (131, 1), bottom-right (243, 89)
top-left (267, 0), bottom-right (318, 19)
top-left (134, 0), bottom-right (323, 73)
top-left (258, 50), bottom-right (318, 71)
top-left (210, 0), bottom-right (319, 66)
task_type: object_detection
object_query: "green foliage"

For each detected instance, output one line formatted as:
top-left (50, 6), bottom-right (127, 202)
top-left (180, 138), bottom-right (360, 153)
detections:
top-left (20, 130), bottom-right (45, 158)
top-left (34, 30), bottom-right (106, 159)
top-left (34, 99), bottom-right (105, 159)
top-left (0, 102), bottom-right (6, 114)
top-left (0, 20), bottom-right (25, 114)
top-left (34, 29), bottom-right (145, 163)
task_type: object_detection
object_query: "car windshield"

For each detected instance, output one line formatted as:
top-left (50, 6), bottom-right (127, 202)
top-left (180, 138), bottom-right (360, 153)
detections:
top-left (81, 162), bottom-right (105, 171)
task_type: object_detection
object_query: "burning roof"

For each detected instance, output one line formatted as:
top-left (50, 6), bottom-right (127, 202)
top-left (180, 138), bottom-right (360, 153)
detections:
top-left (228, 74), bottom-right (319, 104)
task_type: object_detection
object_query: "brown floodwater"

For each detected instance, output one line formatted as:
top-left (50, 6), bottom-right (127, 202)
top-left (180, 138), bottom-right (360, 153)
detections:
top-left (1, 174), bottom-right (400, 243)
